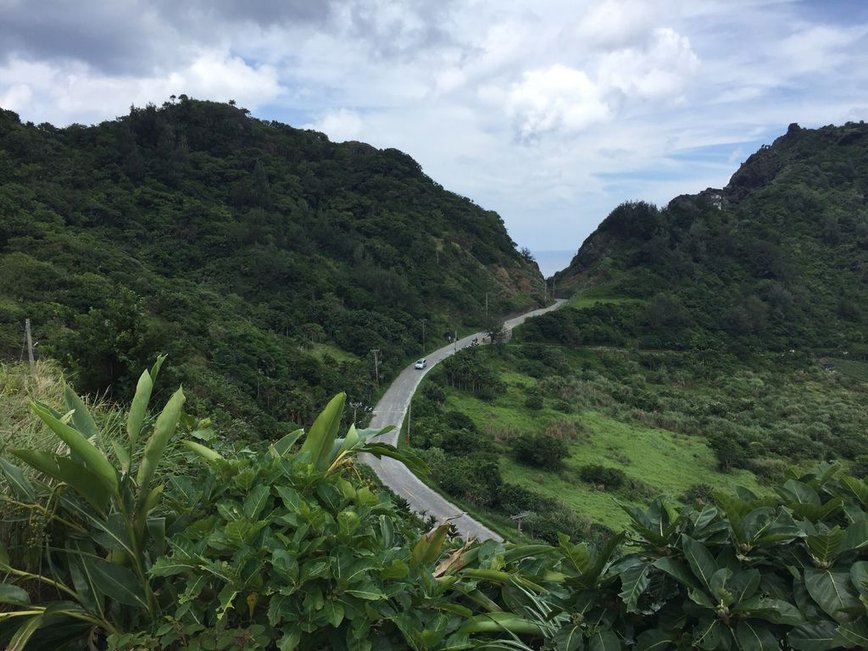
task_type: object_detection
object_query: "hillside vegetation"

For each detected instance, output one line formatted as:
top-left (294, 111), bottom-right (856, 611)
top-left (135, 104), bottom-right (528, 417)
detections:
top-left (552, 122), bottom-right (867, 357)
top-left (0, 98), bottom-right (542, 436)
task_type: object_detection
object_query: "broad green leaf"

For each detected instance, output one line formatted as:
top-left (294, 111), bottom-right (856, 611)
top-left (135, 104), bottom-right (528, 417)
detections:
top-left (734, 619), bottom-right (778, 650)
top-left (457, 612), bottom-right (545, 636)
top-left (182, 439), bottom-right (222, 461)
top-left (271, 428), bottom-right (304, 456)
top-left (136, 387), bottom-right (185, 496)
top-left (0, 457), bottom-right (36, 500)
top-left (682, 535), bottom-right (717, 591)
top-left (88, 558), bottom-right (149, 611)
top-left (149, 556), bottom-right (198, 577)
top-left (837, 616), bottom-right (868, 648)
top-left (635, 630), bottom-right (674, 651)
top-left (555, 623), bottom-right (584, 651)
top-left (63, 386), bottom-right (100, 440)
top-left (619, 563), bottom-right (651, 612)
top-left (851, 561), bottom-right (868, 594)
top-left (323, 600), bottom-right (345, 628)
top-left (779, 480), bottom-right (821, 507)
top-left (806, 528), bottom-right (844, 564)
top-left (840, 476), bottom-right (867, 508)
top-left (788, 621), bottom-right (842, 650)
top-left (734, 597), bottom-right (803, 625)
top-left (243, 484), bottom-right (271, 520)
top-left (844, 520), bottom-right (868, 552)
top-left (30, 402), bottom-right (118, 496)
top-left (0, 583), bottom-right (30, 606)
top-left (276, 485), bottom-right (303, 511)
top-left (804, 567), bottom-right (861, 623)
top-left (694, 617), bottom-right (723, 650)
top-left (588, 630), bottom-right (620, 651)
top-left (729, 569), bottom-right (760, 605)
top-left (68, 540), bottom-right (104, 618)
top-left (299, 392), bottom-right (346, 471)
top-left (358, 443), bottom-right (429, 476)
top-left (652, 557), bottom-right (702, 591)
top-left (127, 369), bottom-right (153, 447)
top-left (11, 449), bottom-right (111, 512)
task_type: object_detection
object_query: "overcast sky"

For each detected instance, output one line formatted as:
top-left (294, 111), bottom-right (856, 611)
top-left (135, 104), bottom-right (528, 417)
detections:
top-left (2, 1), bottom-right (867, 272)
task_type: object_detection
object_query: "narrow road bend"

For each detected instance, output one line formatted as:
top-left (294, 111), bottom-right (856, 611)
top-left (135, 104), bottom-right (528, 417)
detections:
top-left (361, 299), bottom-right (567, 541)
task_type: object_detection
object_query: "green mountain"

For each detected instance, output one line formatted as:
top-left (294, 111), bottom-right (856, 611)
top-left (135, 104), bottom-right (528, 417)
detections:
top-left (0, 98), bottom-right (542, 434)
top-left (550, 122), bottom-right (868, 356)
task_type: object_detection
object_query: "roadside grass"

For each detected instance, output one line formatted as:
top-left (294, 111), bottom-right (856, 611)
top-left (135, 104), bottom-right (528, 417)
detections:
top-left (567, 285), bottom-right (645, 309)
top-left (0, 360), bottom-right (67, 454)
top-left (308, 343), bottom-right (358, 363)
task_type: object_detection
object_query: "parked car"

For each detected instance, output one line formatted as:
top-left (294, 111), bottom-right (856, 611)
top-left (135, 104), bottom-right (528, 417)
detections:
top-left (414, 358), bottom-right (427, 369)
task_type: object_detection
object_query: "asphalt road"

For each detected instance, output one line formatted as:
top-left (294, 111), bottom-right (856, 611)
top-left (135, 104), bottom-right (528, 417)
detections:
top-left (361, 299), bottom-right (567, 541)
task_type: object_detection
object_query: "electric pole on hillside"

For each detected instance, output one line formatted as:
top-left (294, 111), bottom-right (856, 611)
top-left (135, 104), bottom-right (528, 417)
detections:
top-left (485, 292), bottom-right (489, 321)
top-left (24, 319), bottom-right (35, 368)
top-left (370, 348), bottom-right (380, 387)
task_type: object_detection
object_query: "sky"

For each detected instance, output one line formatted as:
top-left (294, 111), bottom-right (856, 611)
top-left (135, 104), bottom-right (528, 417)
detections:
top-left (2, 1), bottom-right (867, 274)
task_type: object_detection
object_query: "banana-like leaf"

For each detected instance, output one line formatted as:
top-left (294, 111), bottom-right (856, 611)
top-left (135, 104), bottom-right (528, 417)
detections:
top-left (411, 522), bottom-right (451, 567)
top-left (6, 614), bottom-right (44, 651)
top-left (358, 442), bottom-right (428, 476)
top-left (149, 354), bottom-right (167, 385)
top-left (0, 457), bottom-right (36, 500)
top-left (10, 449), bottom-right (111, 513)
top-left (86, 557), bottom-right (150, 611)
top-left (127, 369), bottom-right (153, 447)
top-left (110, 439), bottom-right (131, 475)
top-left (182, 440), bottom-right (223, 461)
top-left (270, 428), bottom-right (304, 457)
top-left (63, 387), bottom-right (101, 441)
top-left (456, 611), bottom-right (545, 636)
top-left (299, 392), bottom-right (346, 471)
top-left (30, 402), bottom-right (118, 497)
top-left (136, 387), bottom-right (185, 498)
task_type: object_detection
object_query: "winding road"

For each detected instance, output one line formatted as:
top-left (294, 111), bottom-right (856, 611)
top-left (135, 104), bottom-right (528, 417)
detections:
top-left (361, 299), bottom-right (566, 541)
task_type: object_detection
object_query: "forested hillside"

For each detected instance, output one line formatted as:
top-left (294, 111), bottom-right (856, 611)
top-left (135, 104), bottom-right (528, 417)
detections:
top-left (0, 97), bottom-right (542, 435)
top-left (550, 122), bottom-right (868, 356)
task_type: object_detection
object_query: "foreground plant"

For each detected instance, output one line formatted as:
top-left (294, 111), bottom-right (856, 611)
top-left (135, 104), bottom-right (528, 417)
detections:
top-left (0, 356), bottom-right (184, 648)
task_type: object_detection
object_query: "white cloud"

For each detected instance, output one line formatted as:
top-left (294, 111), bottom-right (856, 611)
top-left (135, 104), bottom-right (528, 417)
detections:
top-left (508, 64), bottom-right (610, 142)
top-left (0, 50), bottom-right (282, 125)
top-left (575, 0), bottom-right (658, 47)
top-left (306, 108), bottom-right (364, 142)
top-left (597, 27), bottom-right (700, 101)
top-left (1, 0), bottom-right (867, 256)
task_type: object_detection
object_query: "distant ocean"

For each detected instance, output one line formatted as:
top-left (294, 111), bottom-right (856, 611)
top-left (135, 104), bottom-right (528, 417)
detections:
top-left (531, 249), bottom-right (576, 278)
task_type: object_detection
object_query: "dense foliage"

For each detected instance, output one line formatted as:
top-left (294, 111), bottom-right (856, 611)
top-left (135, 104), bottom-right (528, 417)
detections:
top-left (0, 97), bottom-right (541, 436)
top-left (552, 122), bottom-right (868, 358)
top-left (1, 368), bottom-right (865, 650)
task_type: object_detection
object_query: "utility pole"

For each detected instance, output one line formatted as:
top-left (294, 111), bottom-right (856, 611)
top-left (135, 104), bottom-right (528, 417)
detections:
top-left (421, 319), bottom-right (426, 353)
top-left (485, 292), bottom-right (489, 321)
top-left (24, 319), bottom-right (34, 367)
top-left (406, 400), bottom-right (411, 446)
top-left (370, 348), bottom-right (380, 387)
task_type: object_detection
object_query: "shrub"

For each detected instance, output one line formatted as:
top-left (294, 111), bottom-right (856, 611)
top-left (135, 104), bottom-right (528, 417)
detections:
top-left (579, 464), bottom-right (626, 489)
top-left (509, 432), bottom-right (570, 470)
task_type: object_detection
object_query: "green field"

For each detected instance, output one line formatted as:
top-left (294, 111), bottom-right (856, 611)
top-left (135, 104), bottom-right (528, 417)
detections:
top-left (443, 389), bottom-right (761, 531)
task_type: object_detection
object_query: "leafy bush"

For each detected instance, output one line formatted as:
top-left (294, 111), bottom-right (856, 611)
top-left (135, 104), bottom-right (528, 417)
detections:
top-left (509, 432), bottom-right (570, 470)
top-left (579, 463), bottom-right (627, 489)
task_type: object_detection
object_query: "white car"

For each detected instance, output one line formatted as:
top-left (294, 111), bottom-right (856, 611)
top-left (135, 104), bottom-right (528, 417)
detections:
top-left (414, 358), bottom-right (427, 369)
